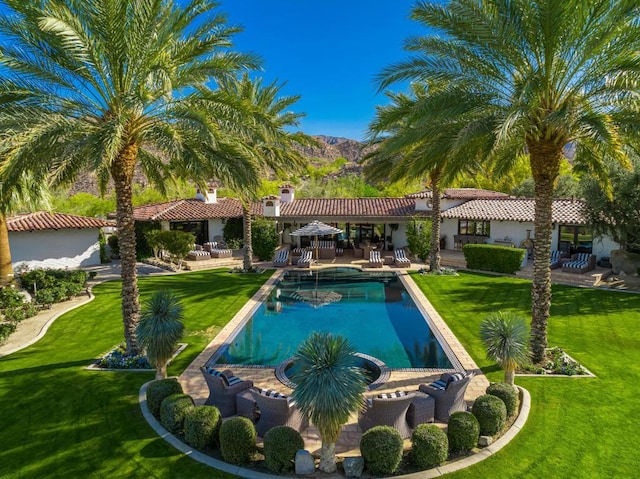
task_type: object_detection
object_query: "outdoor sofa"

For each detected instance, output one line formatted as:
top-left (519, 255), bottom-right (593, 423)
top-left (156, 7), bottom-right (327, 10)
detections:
top-left (561, 252), bottom-right (596, 274)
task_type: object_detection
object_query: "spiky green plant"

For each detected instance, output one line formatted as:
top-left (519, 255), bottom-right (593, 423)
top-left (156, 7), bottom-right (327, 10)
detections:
top-left (136, 290), bottom-right (185, 380)
top-left (480, 311), bottom-right (530, 385)
top-left (290, 332), bottom-right (366, 473)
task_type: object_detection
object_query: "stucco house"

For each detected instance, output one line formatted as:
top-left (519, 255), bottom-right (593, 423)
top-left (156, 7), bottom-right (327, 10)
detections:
top-left (131, 184), bottom-right (618, 261)
top-left (7, 211), bottom-right (115, 271)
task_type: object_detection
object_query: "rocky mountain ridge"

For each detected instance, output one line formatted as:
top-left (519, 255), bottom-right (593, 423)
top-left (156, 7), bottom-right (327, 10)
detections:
top-left (68, 135), bottom-right (369, 195)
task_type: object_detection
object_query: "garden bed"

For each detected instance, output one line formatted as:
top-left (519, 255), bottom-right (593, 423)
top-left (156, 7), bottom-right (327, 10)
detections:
top-left (87, 343), bottom-right (188, 372)
top-left (517, 347), bottom-right (595, 377)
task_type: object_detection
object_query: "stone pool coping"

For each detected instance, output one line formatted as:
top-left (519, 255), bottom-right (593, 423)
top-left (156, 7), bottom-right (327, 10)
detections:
top-left (139, 380), bottom-right (531, 478)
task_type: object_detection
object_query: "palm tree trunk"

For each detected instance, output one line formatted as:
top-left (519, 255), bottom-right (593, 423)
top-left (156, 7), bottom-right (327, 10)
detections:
top-left (243, 203), bottom-right (253, 271)
top-left (110, 144), bottom-right (141, 356)
top-left (319, 441), bottom-right (336, 473)
top-left (429, 169), bottom-right (442, 272)
top-left (529, 141), bottom-right (562, 363)
top-left (505, 369), bottom-right (515, 386)
top-left (0, 213), bottom-right (13, 286)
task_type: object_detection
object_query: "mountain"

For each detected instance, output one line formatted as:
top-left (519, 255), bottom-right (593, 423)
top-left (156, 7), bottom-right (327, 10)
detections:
top-left (68, 135), bottom-right (371, 195)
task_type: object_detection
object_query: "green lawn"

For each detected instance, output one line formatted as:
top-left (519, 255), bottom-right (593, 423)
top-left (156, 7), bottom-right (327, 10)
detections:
top-left (1, 269), bottom-right (638, 478)
top-left (0, 270), bottom-right (271, 479)
top-left (411, 272), bottom-right (640, 478)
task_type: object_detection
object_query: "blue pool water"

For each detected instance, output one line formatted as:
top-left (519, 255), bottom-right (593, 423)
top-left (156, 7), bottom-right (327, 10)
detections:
top-left (217, 268), bottom-right (453, 369)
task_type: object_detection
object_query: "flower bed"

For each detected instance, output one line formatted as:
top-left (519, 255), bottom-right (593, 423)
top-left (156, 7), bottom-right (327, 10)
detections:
top-left (519, 347), bottom-right (592, 376)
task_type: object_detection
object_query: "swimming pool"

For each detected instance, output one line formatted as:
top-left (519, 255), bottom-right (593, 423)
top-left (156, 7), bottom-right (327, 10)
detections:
top-left (215, 267), bottom-right (454, 369)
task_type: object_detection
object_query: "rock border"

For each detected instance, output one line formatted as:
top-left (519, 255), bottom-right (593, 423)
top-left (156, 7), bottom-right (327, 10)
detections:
top-left (139, 381), bottom-right (531, 479)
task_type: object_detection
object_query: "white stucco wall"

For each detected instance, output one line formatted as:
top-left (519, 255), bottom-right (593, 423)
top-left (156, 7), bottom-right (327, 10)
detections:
top-left (207, 219), bottom-right (225, 242)
top-left (10, 228), bottom-right (102, 271)
top-left (591, 235), bottom-right (620, 259)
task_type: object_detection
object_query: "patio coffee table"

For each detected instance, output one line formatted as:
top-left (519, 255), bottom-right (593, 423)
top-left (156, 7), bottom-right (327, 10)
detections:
top-left (407, 391), bottom-right (435, 427)
top-left (236, 389), bottom-right (258, 421)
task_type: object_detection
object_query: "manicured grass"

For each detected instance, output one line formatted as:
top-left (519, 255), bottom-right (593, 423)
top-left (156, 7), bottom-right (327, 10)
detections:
top-left (411, 272), bottom-right (640, 478)
top-left (0, 269), bottom-right (271, 479)
top-left (3, 269), bottom-right (638, 478)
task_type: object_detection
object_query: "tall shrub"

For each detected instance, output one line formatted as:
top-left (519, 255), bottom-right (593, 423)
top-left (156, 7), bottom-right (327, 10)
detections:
top-left (251, 218), bottom-right (278, 261)
top-left (406, 219), bottom-right (431, 262)
top-left (136, 291), bottom-right (185, 379)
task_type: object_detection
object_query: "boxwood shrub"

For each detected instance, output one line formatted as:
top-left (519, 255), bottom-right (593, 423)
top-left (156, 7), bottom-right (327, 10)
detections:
top-left (360, 425), bottom-right (403, 475)
top-left (463, 244), bottom-right (526, 274)
top-left (447, 411), bottom-right (480, 453)
top-left (471, 394), bottom-right (507, 436)
top-left (263, 426), bottom-right (304, 473)
top-left (146, 379), bottom-right (183, 418)
top-left (486, 382), bottom-right (518, 418)
top-left (160, 393), bottom-right (194, 434)
top-left (219, 417), bottom-right (256, 465)
top-left (411, 424), bottom-right (448, 469)
top-left (183, 405), bottom-right (222, 451)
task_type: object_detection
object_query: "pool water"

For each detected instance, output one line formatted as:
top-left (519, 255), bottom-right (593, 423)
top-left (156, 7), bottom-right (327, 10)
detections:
top-left (217, 268), bottom-right (453, 369)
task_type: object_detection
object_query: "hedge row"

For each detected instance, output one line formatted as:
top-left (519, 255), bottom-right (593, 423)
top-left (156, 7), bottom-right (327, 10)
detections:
top-left (463, 244), bottom-right (526, 274)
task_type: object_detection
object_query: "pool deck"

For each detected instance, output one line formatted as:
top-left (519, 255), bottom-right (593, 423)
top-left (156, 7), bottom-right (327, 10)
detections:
top-left (178, 266), bottom-right (490, 456)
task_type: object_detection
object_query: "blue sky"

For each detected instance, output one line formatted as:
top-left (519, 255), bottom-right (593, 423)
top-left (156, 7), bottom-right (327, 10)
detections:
top-left (220, 1), bottom-right (425, 140)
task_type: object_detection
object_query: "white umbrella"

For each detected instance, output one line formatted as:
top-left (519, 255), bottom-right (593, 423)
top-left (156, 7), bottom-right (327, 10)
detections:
top-left (290, 220), bottom-right (343, 263)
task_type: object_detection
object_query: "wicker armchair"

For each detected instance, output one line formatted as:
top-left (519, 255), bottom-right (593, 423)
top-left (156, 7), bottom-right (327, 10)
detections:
top-left (358, 393), bottom-right (415, 439)
top-left (200, 367), bottom-right (253, 417)
top-left (250, 389), bottom-right (309, 437)
top-left (419, 373), bottom-right (473, 422)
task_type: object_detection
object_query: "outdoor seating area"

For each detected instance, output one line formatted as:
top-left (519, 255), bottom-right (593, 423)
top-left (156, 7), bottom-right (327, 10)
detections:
top-left (358, 391), bottom-right (415, 439)
top-left (200, 367), bottom-right (254, 417)
top-left (249, 389), bottom-right (309, 437)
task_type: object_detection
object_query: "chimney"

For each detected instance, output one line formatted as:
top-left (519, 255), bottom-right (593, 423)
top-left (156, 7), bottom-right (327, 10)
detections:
top-left (262, 195), bottom-right (281, 217)
top-left (205, 181), bottom-right (218, 204)
top-left (279, 184), bottom-right (295, 203)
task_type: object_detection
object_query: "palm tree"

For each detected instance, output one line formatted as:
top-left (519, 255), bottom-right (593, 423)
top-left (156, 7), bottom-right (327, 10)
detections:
top-left (480, 311), bottom-right (530, 386)
top-left (378, 0), bottom-right (640, 361)
top-left (365, 83), bottom-right (477, 272)
top-left (0, 171), bottom-right (51, 285)
top-left (136, 290), bottom-right (185, 380)
top-left (198, 75), bottom-right (313, 270)
top-left (0, 0), bottom-right (259, 355)
top-left (290, 332), bottom-right (366, 473)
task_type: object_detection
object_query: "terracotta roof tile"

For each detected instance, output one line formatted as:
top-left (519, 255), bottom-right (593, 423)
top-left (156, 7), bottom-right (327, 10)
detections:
top-left (278, 198), bottom-right (425, 219)
top-left (8, 211), bottom-right (115, 232)
top-left (131, 198), bottom-right (262, 221)
top-left (441, 198), bottom-right (586, 224)
top-left (406, 188), bottom-right (510, 200)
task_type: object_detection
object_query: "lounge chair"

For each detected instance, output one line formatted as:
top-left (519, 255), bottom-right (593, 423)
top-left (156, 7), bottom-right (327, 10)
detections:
top-left (250, 389), bottom-right (309, 437)
top-left (358, 392), bottom-right (415, 439)
top-left (352, 243), bottom-right (363, 258)
top-left (368, 250), bottom-right (383, 268)
top-left (272, 248), bottom-right (289, 267)
top-left (394, 248), bottom-right (411, 267)
top-left (561, 252), bottom-right (596, 273)
top-left (550, 250), bottom-right (562, 270)
top-left (297, 250), bottom-right (313, 268)
top-left (418, 372), bottom-right (473, 422)
top-left (186, 250), bottom-right (210, 261)
top-left (200, 366), bottom-right (253, 417)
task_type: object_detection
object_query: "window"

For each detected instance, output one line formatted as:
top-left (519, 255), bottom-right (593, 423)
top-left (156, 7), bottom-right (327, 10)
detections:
top-left (458, 220), bottom-right (490, 236)
top-left (558, 225), bottom-right (592, 254)
top-left (169, 221), bottom-right (208, 245)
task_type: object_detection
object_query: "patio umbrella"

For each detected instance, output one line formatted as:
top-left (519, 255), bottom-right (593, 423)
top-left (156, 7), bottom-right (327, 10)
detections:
top-left (290, 220), bottom-right (343, 263)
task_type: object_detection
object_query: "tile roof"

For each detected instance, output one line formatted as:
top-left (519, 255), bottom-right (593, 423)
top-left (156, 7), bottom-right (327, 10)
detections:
top-left (7, 211), bottom-right (115, 232)
top-left (406, 188), bottom-right (510, 200)
top-left (131, 198), bottom-right (261, 221)
top-left (278, 198), bottom-right (426, 219)
top-left (441, 198), bottom-right (586, 224)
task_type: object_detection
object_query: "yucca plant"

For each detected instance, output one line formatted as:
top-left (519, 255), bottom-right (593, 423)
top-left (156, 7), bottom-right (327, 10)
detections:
top-left (480, 311), bottom-right (530, 386)
top-left (290, 332), bottom-right (366, 473)
top-left (136, 290), bottom-right (185, 380)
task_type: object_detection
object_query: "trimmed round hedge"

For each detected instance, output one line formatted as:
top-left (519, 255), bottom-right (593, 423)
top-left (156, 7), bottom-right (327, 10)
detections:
top-left (360, 426), bottom-right (403, 475)
top-left (183, 405), bottom-right (222, 451)
top-left (411, 424), bottom-right (448, 469)
top-left (471, 394), bottom-right (507, 436)
top-left (160, 393), bottom-right (194, 434)
top-left (447, 411), bottom-right (480, 453)
top-left (263, 426), bottom-right (304, 473)
top-left (219, 416), bottom-right (256, 465)
top-left (486, 382), bottom-right (518, 417)
top-left (146, 378), bottom-right (183, 418)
